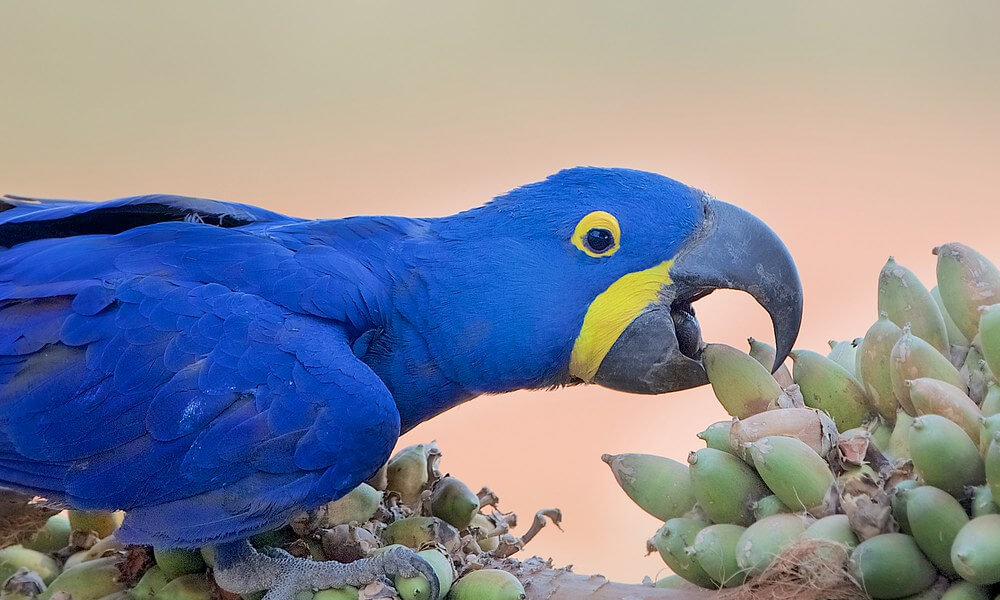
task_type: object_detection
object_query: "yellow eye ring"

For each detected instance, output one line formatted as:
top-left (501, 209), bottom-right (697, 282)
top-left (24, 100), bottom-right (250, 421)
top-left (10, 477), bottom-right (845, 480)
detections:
top-left (573, 211), bottom-right (620, 258)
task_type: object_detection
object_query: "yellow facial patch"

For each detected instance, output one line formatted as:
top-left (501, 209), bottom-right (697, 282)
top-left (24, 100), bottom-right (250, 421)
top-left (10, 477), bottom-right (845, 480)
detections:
top-left (569, 260), bottom-right (674, 382)
top-left (572, 211), bottom-right (621, 257)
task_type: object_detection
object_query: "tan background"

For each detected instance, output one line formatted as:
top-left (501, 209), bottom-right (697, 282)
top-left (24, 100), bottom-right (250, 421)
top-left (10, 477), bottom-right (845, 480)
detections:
top-left (3, 1), bottom-right (1000, 583)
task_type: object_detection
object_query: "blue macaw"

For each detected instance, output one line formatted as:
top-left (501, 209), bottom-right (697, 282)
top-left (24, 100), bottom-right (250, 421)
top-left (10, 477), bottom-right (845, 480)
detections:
top-left (0, 167), bottom-right (801, 598)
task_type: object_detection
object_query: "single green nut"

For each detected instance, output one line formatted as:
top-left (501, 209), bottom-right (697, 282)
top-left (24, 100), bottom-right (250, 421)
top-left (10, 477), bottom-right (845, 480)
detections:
top-left (964, 345), bottom-right (993, 405)
top-left (880, 257), bottom-right (951, 355)
top-left (735, 514), bottom-right (810, 577)
top-left (801, 514), bottom-right (859, 549)
top-left (890, 328), bottom-right (966, 416)
top-left (980, 415), bottom-right (1000, 455)
top-left (905, 485), bottom-right (969, 576)
top-left (688, 523), bottom-right (747, 587)
top-left (0, 545), bottom-right (60, 585)
top-left (910, 415), bottom-right (985, 497)
top-left (40, 556), bottom-right (125, 600)
top-left (752, 494), bottom-right (790, 520)
top-left (891, 479), bottom-right (919, 534)
top-left (888, 410), bottom-right (915, 460)
top-left (647, 518), bottom-right (714, 588)
top-left (940, 581), bottom-right (990, 600)
top-left (688, 448), bottom-right (769, 526)
top-left (951, 514), bottom-right (1000, 585)
top-left (828, 338), bottom-right (861, 375)
top-left (933, 285), bottom-right (970, 348)
top-left (652, 574), bottom-right (688, 589)
top-left (979, 304), bottom-right (1000, 378)
top-left (430, 477), bottom-right (480, 530)
top-left (986, 434), bottom-right (1000, 513)
top-left (68, 511), bottom-right (122, 539)
top-left (934, 243), bottom-right (1000, 342)
top-left (601, 453), bottom-right (695, 521)
top-left (908, 377), bottom-right (982, 443)
top-left (447, 569), bottom-right (525, 600)
top-left (849, 533), bottom-right (936, 599)
top-left (703, 343), bottom-right (784, 418)
top-left (22, 512), bottom-right (72, 554)
top-left (386, 444), bottom-right (430, 506)
top-left (130, 566), bottom-right (171, 600)
top-left (869, 418), bottom-right (893, 453)
top-left (319, 483), bottom-right (383, 527)
top-left (791, 349), bottom-right (871, 431)
top-left (970, 485), bottom-right (999, 517)
top-left (153, 549), bottom-right (207, 580)
top-left (302, 589), bottom-right (359, 600)
top-left (858, 317), bottom-right (906, 423)
top-left (748, 436), bottom-right (835, 516)
top-left (747, 337), bottom-right (794, 388)
top-left (394, 549), bottom-right (454, 600)
top-left (696, 421), bottom-right (735, 454)
top-left (151, 574), bottom-right (213, 600)
top-left (982, 381), bottom-right (1000, 419)
top-left (381, 517), bottom-right (458, 551)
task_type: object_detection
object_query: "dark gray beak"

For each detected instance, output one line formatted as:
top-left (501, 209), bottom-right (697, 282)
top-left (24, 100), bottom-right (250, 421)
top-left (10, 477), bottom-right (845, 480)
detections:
top-left (593, 196), bottom-right (803, 394)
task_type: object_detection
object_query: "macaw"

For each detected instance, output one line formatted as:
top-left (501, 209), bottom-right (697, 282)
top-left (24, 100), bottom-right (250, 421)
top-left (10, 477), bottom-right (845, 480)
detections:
top-left (0, 167), bottom-right (801, 599)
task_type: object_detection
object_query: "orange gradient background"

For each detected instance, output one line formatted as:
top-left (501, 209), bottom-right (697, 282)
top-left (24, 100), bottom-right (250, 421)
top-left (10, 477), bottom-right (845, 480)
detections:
top-left (3, 1), bottom-right (1000, 584)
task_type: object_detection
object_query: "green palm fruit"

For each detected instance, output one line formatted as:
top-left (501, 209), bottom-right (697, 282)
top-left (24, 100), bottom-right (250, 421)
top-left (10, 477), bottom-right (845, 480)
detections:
top-left (849, 533), bottom-right (936, 599)
top-left (870, 418), bottom-right (893, 453)
top-left (601, 453), bottom-right (695, 521)
top-left (908, 378), bottom-right (982, 442)
top-left (647, 518), bottom-right (714, 587)
top-left (151, 574), bottom-right (212, 600)
top-left (933, 285), bottom-right (971, 349)
top-left (310, 589), bottom-right (359, 600)
top-left (40, 556), bottom-right (124, 600)
top-left (791, 349), bottom-right (871, 431)
top-left (317, 483), bottom-right (382, 527)
top-left (828, 338), bottom-right (862, 375)
top-left (748, 337), bottom-right (794, 388)
top-left (858, 317), bottom-right (906, 423)
top-left (980, 415), bottom-right (1000, 455)
top-left (801, 514), bottom-right (859, 548)
top-left (152, 549), bottom-right (206, 580)
top-left (386, 444), bottom-right (430, 506)
top-left (688, 448), bottom-right (769, 525)
top-left (696, 421), bottom-right (735, 454)
top-left (934, 243), bottom-right (1000, 342)
top-left (366, 462), bottom-right (388, 491)
top-left (891, 480), bottom-right (919, 534)
top-left (951, 514), bottom-right (1000, 585)
top-left (891, 328), bottom-right (966, 416)
top-left (0, 546), bottom-right (60, 585)
top-left (962, 345), bottom-right (993, 405)
top-left (687, 523), bottom-right (747, 587)
top-left (430, 477), bottom-right (480, 530)
top-left (747, 436), bottom-right (835, 516)
top-left (752, 494), bottom-right (790, 520)
top-left (982, 381), bottom-right (1000, 418)
top-left (469, 514), bottom-right (499, 552)
top-left (879, 257), bottom-right (950, 355)
top-left (382, 517), bottom-right (459, 551)
top-left (130, 566), bottom-right (170, 600)
top-left (653, 574), bottom-right (688, 589)
top-left (68, 511), bottom-right (122, 538)
top-left (970, 485), bottom-right (999, 517)
top-left (22, 512), bottom-right (71, 554)
top-left (729, 408), bottom-right (838, 460)
top-left (703, 343), bottom-right (783, 418)
top-left (735, 514), bottom-right (810, 577)
top-left (982, 305), bottom-right (1000, 377)
top-left (940, 581), bottom-right (990, 600)
top-left (910, 415), bottom-right (985, 497)
top-left (447, 569), bottom-right (525, 600)
top-left (889, 410), bottom-right (915, 459)
top-left (393, 549), bottom-right (454, 600)
top-left (986, 432), bottom-right (1000, 501)
top-left (905, 485), bottom-right (969, 575)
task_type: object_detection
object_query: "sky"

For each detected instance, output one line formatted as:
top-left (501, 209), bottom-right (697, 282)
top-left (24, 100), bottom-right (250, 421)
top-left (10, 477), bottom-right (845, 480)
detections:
top-left (2, 1), bottom-right (1000, 583)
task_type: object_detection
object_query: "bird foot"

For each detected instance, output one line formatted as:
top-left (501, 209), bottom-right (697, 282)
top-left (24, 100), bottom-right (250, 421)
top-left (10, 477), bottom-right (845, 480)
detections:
top-left (212, 541), bottom-right (439, 600)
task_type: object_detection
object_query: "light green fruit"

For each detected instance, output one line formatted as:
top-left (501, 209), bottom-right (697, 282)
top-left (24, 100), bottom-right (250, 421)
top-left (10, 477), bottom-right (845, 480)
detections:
top-left (981, 305), bottom-right (1000, 378)
top-left (748, 436), bottom-right (835, 516)
top-left (381, 517), bottom-right (458, 550)
top-left (735, 514), bottom-right (809, 577)
top-left (748, 337), bottom-right (794, 388)
top-left (308, 589), bottom-right (359, 600)
top-left (752, 494), bottom-right (790, 520)
top-left (940, 581), bottom-right (990, 600)
top-left (688, 523), bottom-right (747, 587)
top-left (394, 549), bottom-right (454, 600)
top-left (980, 415), bottom-right (1000, 455)
top-left (688, 448), bottom-right (769, 526)
top-left (447, 569), bottom-right (525, 600)
top-left (889, 410), bottom-right (915, 460)
top-left (22, 512), bottom-right (72, 554)
top-left (68, 511), bottom-right (123, 538)
top-left (430, 477), bottom-right (480, 530)
top-left (652, 574), bottom-right (688, 589)
top-left (130, 566), bottom-right (170, 600)
top-left (40, 556), bottom-right (125, 600)
top-left (151, 574), bottom-right (213, 600)
top-left (910, 415), bottom-right (985, 497)
top-left (982, 381), bottom-right (1000, 418)
top-left (153, 549), bottom-right (206, 580)
top-left (386, 444), bottom-right (430, 506)
top-left (696, 421), bottom-right (735, 454)
top-left (971, 485), bottom-right (999, 517)
top-left (891, 480), bottom-right (919, 534)
top-left (986, 432), bottom-right (1000, 502)
top-left (703, 343), bottom-right (783, 418)
top-left (933, 286), bottom-right (971, 349)
top-left (648, 518), bottom-right (714, 588)
top-left (951, 515), bottom-right (1000, 585)
top-left (791, 349), bottom-right (871, 431)
top-left (934, 243), bottom-right (1000, 342)
top-left (828, 338), bottom-right (862, 375)
top-left (908, 378), bottom-right (982, 443)
top-left (849, 533), bottom-right (936, 599)
top-left (891, 329), bottom-right (966, 416)
top-left (880, 257), bottom-right (950, 355)
top-left (801, 514), bottom-right (859, 548)
top-left (964, 345), bottom-right (994, 405)
top-left (729, 408), bottom-right (838, 460)
top-left (858, 317), bottom-right (906, 423)
top-left (0, 545), bottom-right (60, 585)
top-left (319, 483), bottom-right (382, 527)
top-left (469, 514), bottom-right (499, 552)
top-left (601, 453), bottom-right (695, 521)
top-left (906, 485), bottom-right (969, 576)
top-left (869, 418), bottom-right (893, 453)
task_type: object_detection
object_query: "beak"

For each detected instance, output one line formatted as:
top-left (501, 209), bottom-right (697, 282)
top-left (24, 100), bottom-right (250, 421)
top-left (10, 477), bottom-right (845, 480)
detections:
top-left (592, 196), bottom-right (803, 394)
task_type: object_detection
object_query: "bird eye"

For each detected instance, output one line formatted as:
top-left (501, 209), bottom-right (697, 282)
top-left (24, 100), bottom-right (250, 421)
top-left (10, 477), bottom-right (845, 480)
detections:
top-left (572, 211), bottom-right (620, 258)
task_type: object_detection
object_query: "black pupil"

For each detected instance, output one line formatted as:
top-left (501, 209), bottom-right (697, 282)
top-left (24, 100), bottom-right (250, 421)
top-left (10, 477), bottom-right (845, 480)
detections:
top-left (586, 228), bottom-right (614, 253)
